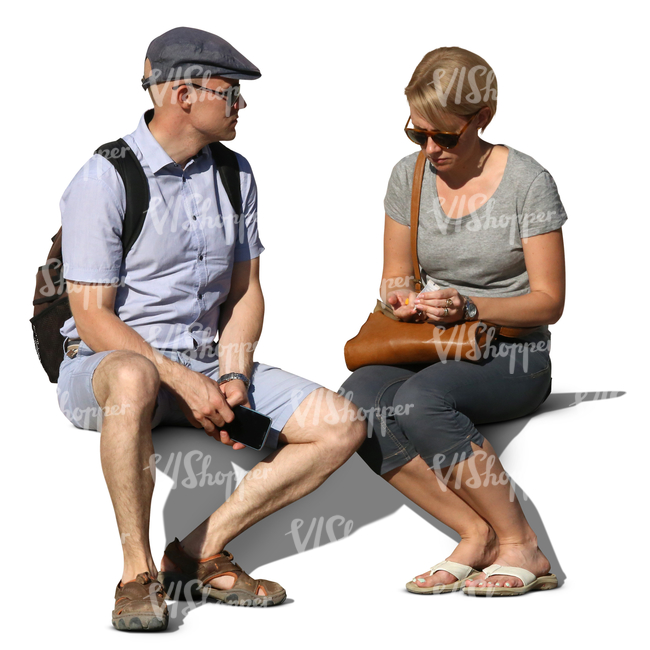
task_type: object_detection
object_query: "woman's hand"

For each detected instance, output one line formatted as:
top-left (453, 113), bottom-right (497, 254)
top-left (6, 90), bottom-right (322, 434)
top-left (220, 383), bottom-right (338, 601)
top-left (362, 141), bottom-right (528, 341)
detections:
top-left (414, 287), bottom-right (465, 324)
top-left (386, 289), bottom-right (424, 322)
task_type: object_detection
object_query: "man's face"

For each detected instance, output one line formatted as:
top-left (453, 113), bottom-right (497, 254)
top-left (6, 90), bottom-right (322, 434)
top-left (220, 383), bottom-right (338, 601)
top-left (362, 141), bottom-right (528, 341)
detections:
top-left (184, 76), bottom-right (245, 142)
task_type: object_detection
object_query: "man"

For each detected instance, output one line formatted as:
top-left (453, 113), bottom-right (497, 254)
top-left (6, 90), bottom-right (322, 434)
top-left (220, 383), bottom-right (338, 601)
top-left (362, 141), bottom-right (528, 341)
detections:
top-left (56, 26), bottom-right (365, 632)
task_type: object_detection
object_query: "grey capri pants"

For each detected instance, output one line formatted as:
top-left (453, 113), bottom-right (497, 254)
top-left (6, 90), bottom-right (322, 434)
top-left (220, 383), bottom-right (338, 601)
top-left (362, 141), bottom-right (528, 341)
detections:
top-left (339, 332), bottom-right (553, 474)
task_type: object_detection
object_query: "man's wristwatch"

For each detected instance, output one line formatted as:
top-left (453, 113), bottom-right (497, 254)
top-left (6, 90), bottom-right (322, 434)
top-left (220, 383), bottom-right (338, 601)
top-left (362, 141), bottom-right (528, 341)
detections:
top-left (217, 373), bottom-right (251, 390)
top-left (462, 295), bottom-right (478, 321)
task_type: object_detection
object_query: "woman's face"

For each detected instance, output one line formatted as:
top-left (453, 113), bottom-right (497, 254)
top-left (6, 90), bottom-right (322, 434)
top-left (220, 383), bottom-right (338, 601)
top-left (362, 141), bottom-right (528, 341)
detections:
top-left (409, 106), bottom-right (487, 171)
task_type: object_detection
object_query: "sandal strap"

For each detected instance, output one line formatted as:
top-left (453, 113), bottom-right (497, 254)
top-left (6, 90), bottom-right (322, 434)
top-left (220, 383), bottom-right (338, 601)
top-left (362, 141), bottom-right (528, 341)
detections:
top-left (481, 564), bottom-right (536, 586)
top-left (114, 572), bottom-right (166, 601)
top-left (163, 538), bottom-right (250, 587)
top-left (428, 560), bottom-right (475, 581)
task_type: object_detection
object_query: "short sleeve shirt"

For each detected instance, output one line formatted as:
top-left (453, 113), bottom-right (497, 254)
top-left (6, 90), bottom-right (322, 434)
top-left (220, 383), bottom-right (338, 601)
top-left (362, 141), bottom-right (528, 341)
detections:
top-left (59, 113), bottom-right (264, 350)
top-left (384, 146), bottom-right (567, 298)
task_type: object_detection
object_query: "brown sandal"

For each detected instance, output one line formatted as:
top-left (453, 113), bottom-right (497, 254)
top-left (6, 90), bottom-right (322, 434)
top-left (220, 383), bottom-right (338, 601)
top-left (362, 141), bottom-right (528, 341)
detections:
top-left (158, 538), bottom-right (286, 607)
top-left (112, 572), bottom-right (168, 631)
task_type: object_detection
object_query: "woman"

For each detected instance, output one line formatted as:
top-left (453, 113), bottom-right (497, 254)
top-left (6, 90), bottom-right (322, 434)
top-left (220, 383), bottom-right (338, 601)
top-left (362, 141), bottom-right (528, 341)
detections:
top-left (340, 47), bottom-right (565, 596)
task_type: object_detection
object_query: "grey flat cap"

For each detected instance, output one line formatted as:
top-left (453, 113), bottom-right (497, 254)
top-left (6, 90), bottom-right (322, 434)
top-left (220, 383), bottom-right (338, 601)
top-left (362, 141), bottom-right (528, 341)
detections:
top-left (142, 26), bottom-right (261, 89)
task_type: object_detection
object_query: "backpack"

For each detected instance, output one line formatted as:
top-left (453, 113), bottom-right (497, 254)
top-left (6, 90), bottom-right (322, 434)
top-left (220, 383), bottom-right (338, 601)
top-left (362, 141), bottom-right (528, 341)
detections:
top-left (31, 114), bottom-right (242, 383)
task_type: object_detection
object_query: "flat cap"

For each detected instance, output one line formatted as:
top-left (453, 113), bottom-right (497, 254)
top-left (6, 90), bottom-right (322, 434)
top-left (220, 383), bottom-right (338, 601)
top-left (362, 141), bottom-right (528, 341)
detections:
top-left (142, 26), bottom-right (261, 89)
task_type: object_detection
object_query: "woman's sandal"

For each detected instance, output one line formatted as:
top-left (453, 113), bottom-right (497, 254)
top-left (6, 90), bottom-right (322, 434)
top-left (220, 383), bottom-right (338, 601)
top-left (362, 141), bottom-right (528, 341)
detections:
top-left (406, 560), bottom-right (482, 594)
top-left (462, 564), bottom-right (558, 597)
top-left (157, 538), bottom-right (287, 607)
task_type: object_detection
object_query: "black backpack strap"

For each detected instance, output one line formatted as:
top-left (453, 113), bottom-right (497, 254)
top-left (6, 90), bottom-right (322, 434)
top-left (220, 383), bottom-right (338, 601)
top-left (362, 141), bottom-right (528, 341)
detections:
top-left (94, 139), bottom-right (150, 258)
top-left (209, 142), bottom-right (242, 216)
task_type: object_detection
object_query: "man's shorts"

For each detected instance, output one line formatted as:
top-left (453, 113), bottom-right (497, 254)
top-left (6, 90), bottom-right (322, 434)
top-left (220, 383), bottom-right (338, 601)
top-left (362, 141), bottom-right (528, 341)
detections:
top-left (56, 338), bottom-right (322, 450)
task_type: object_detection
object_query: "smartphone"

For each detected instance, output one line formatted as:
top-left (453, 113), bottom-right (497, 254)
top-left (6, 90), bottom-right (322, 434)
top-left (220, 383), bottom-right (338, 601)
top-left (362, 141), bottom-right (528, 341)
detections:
top-left (221, 405), bottom-right (273, 450)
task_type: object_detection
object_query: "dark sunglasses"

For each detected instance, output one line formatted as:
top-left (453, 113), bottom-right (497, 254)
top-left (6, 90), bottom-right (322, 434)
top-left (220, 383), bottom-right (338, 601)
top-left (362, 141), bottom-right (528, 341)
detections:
top-left (404, 111), bottom-right (480, 150)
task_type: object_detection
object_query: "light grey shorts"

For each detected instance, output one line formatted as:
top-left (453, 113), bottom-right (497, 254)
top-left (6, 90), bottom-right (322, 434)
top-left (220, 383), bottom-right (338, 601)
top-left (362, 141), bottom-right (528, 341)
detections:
top-left (56, 339), bottom-right (322, 449)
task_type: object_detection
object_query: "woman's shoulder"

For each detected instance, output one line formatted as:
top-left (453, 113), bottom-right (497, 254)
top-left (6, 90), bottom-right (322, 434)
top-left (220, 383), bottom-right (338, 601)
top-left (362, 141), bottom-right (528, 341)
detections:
top-left (503, 146), bottom-right (555, 184)
top-left (384, 151), bottom-right (422, 196)
top-left (390, 150), bottom-right (421, 176)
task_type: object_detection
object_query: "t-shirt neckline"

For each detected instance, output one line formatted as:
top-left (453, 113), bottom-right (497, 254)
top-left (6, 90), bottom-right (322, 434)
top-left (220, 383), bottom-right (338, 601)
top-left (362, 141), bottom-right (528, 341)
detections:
top-left (428, 144), bottom-right (511, 223)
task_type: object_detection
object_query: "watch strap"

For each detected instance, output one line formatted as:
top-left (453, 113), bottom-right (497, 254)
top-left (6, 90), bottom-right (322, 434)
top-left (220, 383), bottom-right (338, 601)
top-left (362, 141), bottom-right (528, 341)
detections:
top-left (217, 372), bottom-right (250, 390)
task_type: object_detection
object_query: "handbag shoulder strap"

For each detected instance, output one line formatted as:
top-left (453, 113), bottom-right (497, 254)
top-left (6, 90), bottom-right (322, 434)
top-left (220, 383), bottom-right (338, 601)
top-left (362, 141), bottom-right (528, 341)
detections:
top-left (410, 151), bottom-right (427, 292)
top-left (408, 151), bottom-right (540, 340)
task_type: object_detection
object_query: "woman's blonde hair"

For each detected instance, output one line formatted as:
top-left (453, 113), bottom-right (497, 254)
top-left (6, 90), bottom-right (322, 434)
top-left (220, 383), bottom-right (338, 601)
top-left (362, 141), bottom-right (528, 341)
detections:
top-left (405, 47), bottom-right (498, 131)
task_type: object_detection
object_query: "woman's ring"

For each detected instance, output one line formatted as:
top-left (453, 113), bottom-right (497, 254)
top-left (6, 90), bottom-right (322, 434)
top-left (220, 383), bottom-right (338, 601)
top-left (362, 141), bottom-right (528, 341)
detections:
top-left (443, 307), bottom-right (449, 317)
top-left (446, 298), bottom-right (453, 308)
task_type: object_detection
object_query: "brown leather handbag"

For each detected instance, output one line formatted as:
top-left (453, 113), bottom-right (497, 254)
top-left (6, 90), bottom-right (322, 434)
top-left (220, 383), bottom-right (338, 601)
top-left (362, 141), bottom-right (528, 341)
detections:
top-left (344, 151), bottom-right (538, 372)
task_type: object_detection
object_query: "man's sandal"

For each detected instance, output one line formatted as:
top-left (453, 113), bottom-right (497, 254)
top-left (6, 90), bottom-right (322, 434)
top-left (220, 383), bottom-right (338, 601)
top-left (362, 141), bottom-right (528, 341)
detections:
top-left (406, 560), bottom-right (482, 594)
top-left (112, 572), bottom-right (168, 631)
top-left (158, 538), bottom-right (287, 607)
top-left (462, 564), bottom-right (558, 597)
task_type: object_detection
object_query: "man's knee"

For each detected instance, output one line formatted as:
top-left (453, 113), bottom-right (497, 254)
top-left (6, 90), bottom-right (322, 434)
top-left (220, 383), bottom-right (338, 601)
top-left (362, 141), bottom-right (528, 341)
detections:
top-left (93, 351), bottom-right (161, 409)
top-left (316, 392), bottom-right (367, 466)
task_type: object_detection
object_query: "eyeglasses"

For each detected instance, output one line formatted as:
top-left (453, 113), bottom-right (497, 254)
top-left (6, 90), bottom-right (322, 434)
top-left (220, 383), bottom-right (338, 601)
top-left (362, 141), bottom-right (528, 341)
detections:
top-left (404, 111), bottom-right (480, 150)
top-left (171, 82), bottom-right (242, 115)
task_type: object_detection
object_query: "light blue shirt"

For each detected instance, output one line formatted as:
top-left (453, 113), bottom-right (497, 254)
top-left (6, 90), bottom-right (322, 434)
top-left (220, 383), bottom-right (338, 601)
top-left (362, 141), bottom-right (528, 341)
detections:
top-left (59, 113), bottom-right (264, 350)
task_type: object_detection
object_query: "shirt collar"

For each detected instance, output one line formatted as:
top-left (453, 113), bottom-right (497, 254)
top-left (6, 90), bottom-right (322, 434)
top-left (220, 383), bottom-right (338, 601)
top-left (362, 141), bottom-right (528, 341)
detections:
top-left (131, 110), bottom-right (210, 174)
top-left (131, 111), bottom-right (175, 174)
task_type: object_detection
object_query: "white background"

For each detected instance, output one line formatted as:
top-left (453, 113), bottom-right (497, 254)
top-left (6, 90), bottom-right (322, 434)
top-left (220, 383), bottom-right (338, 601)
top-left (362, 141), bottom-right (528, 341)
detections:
top-left (3, 1), bottom-right (648, 648)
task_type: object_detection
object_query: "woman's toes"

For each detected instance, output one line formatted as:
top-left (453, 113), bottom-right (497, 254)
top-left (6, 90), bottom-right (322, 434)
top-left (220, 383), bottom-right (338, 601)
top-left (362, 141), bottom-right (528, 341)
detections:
top-left (493, 577), bottom-right (522, 588)
top-left (412, 570), bottom-right (459, 588)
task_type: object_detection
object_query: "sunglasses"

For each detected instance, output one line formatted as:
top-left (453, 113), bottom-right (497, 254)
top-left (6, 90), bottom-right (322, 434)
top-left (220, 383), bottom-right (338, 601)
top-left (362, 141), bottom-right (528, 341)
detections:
top-left (171, 82), bottom-right (242, 115)
top-left (404, 111), bottom-right (480, 150)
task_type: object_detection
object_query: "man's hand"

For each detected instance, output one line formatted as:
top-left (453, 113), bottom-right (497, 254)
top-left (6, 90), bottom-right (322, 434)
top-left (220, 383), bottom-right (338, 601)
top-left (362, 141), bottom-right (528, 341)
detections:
top-left (213, 379), bottom-right (251, 450)
top-left (387, 289), bottom-right (422, 322)
top-left (220, 379), bottom-right (251, 410)
top-left (171, 370), bottom-right (246, 449)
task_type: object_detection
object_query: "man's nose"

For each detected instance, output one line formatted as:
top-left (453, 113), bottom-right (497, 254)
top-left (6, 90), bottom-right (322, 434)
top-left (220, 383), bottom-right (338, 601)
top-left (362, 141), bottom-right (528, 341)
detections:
top-left (234, 95), bottom-right (246, 110)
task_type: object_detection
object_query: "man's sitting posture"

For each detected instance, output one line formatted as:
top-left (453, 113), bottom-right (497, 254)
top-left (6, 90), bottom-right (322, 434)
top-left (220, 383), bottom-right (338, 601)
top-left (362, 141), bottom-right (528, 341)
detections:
top-left (56, 27), bottom-right (365, 631)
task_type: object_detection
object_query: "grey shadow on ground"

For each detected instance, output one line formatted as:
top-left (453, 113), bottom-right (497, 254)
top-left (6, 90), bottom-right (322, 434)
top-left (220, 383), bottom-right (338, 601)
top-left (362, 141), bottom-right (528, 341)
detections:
top-left (153, 390), bottom-right (624, 624)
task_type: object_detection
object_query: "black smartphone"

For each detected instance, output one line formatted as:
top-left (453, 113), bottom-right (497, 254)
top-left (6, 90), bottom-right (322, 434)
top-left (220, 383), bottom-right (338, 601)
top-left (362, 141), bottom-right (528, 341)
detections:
top-left (221, 405), bottom-right (273, 450)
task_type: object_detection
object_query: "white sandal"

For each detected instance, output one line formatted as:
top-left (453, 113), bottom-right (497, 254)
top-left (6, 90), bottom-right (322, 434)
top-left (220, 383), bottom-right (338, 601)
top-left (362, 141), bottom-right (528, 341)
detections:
top-left (406, 560), bottom-right (481, 594)
top-left (462, 564), bottom-right (558, 596)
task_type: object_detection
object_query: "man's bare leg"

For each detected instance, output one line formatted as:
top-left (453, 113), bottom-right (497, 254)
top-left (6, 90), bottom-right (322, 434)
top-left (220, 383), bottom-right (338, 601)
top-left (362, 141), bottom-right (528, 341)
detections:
top-left (92, 351), bottom-right (161, 584)
top-left (161, 388), bottom-right (365, 591)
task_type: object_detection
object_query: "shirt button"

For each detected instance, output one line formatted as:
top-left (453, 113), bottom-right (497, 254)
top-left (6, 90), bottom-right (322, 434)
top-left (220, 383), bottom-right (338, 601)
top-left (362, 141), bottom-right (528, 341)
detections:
top-left (199, 254), bottom-right (204, 261)
top-left (192, 215), bottom-right (197, 221)
top-left (198, 293), bottom-right (203, 300)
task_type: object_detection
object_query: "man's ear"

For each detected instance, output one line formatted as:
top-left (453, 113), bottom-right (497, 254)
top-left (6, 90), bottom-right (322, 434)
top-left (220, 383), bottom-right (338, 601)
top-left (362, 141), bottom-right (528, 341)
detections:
top-left (173, 83), bottom-right (196, 109)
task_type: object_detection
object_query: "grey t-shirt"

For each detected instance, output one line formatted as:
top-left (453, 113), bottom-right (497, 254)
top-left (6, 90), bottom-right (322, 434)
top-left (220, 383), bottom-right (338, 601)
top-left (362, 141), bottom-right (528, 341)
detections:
top-left (384, 146), bottom-right (567, 339)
